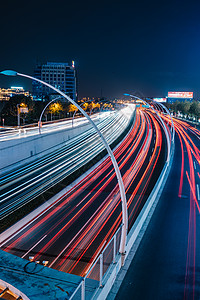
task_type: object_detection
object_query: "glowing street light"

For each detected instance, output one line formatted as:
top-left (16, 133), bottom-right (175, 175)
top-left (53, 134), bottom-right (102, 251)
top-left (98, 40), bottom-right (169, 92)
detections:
top-left (1, 70), bottom-right (128, 265)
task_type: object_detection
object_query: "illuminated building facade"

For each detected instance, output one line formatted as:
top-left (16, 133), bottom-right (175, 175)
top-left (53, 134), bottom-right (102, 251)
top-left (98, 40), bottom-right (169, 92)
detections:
top-left (0, 87), bottom-right (31, 101)
top-left (32, 61), bottom-right (77, 101)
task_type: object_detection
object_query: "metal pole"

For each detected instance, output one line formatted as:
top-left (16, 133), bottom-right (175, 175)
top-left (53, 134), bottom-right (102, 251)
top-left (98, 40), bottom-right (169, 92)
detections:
top-left (72, 100), bottom-right (89, 127)
top-left (129, 95), bottom-right (171, 163)
top-left (99, 253), bottom-right (103, 287)
top-left (1, 71), bottom-right (128, 263)
top-left (81, 279), bottom-right (85, 300)
top-left (17, 104), bottom-right (20, 128)
top-left (113, 234), bottom-right (116, 264)
top-left (38, 96), bottom-right (61, 134)
top-left (155, 102), bottom-right (175, 143)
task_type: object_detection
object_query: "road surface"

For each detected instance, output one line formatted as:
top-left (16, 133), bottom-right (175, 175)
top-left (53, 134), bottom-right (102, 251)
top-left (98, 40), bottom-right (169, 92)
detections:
top-left (0, 108), bottom-right (168, 278)
top-left (115, 117), bottom-right (200, 300)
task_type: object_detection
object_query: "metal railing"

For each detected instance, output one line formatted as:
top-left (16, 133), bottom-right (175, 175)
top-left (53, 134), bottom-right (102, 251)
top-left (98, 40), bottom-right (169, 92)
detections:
top-left (69, 226), bottom-right (122, 300)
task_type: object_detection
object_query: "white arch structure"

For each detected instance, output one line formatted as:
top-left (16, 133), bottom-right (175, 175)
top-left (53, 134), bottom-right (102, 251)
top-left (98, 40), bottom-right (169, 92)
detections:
top-left (38, 95), bottom-right (61, 134)
top-left (124, 93), bottom-right (171, 162)
top-left (1, 70), bottom-right (128, 264)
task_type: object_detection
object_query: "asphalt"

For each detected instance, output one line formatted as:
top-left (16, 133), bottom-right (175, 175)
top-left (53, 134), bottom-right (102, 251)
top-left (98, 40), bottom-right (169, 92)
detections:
top-left (111, 129), bottom-right (200, 299)
top-left (0, 110), bottom-right (166, 279)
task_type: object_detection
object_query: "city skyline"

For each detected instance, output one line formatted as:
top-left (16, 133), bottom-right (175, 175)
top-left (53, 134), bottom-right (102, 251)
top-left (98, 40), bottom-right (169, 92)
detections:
top-left (0, 0), bottom-right (200, 99)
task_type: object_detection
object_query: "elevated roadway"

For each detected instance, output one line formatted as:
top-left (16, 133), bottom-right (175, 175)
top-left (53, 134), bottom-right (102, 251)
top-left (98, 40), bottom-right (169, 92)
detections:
top-left (0, 107), bottom-right (168, 281)
top-left (0, 106), bottom-right (134, 221)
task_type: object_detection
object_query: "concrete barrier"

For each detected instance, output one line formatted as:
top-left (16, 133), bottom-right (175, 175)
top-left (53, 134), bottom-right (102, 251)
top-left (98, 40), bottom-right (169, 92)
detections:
top-left (0, 108), bottom-right (133, 176)
top-left (0, 120), bottom-right (92, 174)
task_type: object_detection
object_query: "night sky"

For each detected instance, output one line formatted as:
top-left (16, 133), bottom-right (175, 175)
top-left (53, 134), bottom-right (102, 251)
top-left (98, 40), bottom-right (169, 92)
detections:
top-left (0, 0), bottom-right (200, 99)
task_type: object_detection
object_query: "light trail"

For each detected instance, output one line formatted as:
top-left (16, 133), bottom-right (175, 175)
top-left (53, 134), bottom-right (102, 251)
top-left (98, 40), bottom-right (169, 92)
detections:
top-left (186, 172), bottom-right (200, 214)
top-left (1, 108), bottom-right (168, 277)
top-left (163, 116), bottom-right (200, 300)
top-left (21, 234), bottom-right (47, 259)
top-left (0, 110), bottom-right (130, 219)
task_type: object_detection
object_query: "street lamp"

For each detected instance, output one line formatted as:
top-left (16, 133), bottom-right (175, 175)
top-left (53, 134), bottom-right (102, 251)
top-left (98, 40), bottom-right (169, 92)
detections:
top-left (16, 102), bottom-right (26, 128)
top-left (17, 103), bottom-right (20, 128)
top-left (1, 70), bottom-right (128, 265)
top-left (38, 95), bottom-right (61, 134)
top-left (124, 93), bottom-right (171, 163)
top-left (72, 100), bottom-right (90, 127)
top-left (153, 102), bottom-right (175, 143)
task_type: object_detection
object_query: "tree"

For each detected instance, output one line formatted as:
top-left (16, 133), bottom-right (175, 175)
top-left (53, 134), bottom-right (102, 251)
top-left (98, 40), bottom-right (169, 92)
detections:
top-left (88, 101), bottom-right (96, 112)
top-left (189, 101), bottom-right (200, 119)
top-left (68, 104), bottom-right (77, 116)
top-left (182, 101), bottom-right (191, 115)
top-left (95, 103), bottom-right (100, 110)
top-left (48, 102), bottom-right (63, 115)
top-left (82, 102), bottom-right (89, 111)
top-left (1, 95), bottom-right (33, 126)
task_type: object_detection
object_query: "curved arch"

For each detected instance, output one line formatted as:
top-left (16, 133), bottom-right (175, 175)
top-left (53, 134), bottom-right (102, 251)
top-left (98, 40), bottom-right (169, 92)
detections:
top-left (38, 95), bottom-right (61, 134)
top-left (1, 70), bottom-right (128, 263)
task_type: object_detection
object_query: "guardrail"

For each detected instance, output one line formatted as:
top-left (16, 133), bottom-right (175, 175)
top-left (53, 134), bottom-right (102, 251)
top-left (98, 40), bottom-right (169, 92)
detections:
top-left (69, 226), bottom-right (122, 300)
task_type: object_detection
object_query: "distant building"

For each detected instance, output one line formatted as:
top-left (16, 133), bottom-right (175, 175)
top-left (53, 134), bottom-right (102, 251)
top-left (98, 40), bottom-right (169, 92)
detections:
top-left (167, 92), bottom-right (193, 103)
top-left (0, 87), bottom-right (31, 101)
top-left (32, 61), bottom-right (77, 101)
top-left (153, 98), bottom-right (167, 103)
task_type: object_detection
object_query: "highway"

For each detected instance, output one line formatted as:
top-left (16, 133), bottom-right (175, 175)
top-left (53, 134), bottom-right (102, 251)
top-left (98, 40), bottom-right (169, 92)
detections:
top-left (0, 108), bottom-right (132, 220)
top-left (0, 113), bottom-right (102, 141)
top-left (115, 115), bottom-right (200, 299)
top-left (0, 107), bottom-right (168, 277)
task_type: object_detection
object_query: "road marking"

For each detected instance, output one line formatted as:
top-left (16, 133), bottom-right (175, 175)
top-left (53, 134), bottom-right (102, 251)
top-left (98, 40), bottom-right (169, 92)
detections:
top-left (197, 184), bottom-right (200, 201)
top-left (194, 161), bottom-right (196, 170)
top-left (76, 192), bottom-right (92, 208)
top-left (21, 234), bottom-right (47, 259)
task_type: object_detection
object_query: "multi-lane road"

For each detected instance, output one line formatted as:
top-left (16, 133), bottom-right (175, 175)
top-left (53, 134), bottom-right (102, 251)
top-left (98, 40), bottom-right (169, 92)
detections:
top-left (115, 114), bottom-right (200, 299)
top-left (0, 107), bottom-right (168, 277)
top-left (0, 109), bottom-right (132, 220)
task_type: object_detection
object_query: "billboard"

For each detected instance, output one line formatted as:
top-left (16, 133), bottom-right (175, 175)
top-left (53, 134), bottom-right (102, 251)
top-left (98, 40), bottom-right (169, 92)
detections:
top-left (153, 98), bottom-right (167, 103)
top-left (168, 92), bottom-right (193, 99)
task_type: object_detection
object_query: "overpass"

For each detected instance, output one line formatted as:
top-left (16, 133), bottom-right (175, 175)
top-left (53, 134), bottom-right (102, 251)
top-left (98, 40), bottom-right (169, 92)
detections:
top-left (0, 104), bottom-right (173, 299)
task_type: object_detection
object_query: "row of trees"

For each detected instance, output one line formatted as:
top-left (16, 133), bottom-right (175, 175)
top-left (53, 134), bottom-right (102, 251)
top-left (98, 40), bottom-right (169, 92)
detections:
top-left (165, 101), bottom-right (200, 121)
top-left (0, 95), bottom-right (114, 126)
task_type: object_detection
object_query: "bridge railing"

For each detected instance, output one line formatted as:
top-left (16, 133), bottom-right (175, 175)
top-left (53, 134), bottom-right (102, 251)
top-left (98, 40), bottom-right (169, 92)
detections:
top-left (69, 226), bottom-right (122, 300)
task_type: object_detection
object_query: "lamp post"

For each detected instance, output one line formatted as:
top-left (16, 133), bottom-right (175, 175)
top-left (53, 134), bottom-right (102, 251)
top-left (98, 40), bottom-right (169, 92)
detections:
top-left (153, 102), bottom-right (175, 143)
top-left (1, 70), bottom-right (128, 264)
top-left (17, 103), bottom-right (20, 128)
top-left (72, 100), bottom-right (89, 127)
top-left (124, 93), bottom-right (171, 163)
top-left (38, 95), bottom-right (61, 134)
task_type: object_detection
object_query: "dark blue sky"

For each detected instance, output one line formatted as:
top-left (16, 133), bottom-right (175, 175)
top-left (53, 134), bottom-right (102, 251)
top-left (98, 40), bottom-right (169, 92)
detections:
top-left (0, 0), bottom-right (200, 99)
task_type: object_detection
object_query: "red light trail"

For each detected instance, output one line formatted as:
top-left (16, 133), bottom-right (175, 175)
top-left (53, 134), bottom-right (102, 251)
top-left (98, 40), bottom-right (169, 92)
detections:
top-left (0, 108), bottom-right (168, 277)
top-left (161, 114), bottom-right (200, 300)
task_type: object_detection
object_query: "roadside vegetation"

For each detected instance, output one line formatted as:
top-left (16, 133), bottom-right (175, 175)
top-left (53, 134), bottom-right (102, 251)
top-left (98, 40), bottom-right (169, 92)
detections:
top-left (0, 95), bottom-right (117, 127)
top-left (164, 101), bottom-right (200, 122)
